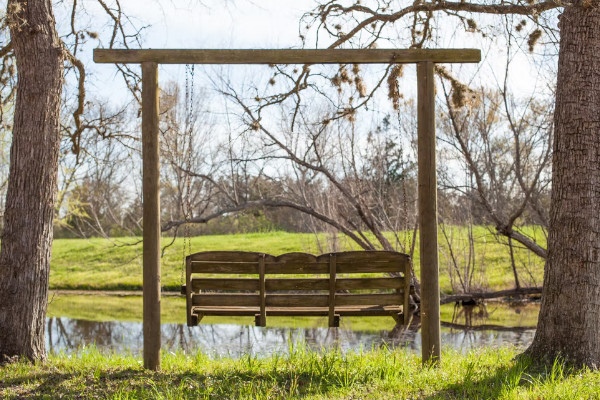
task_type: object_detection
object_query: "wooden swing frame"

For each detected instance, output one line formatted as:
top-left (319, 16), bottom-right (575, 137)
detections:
top-left (182, 250), bottom-right (413, 328)
top-left (94, 47), bottom-right (481, 370)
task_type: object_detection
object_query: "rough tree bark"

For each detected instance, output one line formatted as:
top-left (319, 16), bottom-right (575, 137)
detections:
top-left (0, 0), bottom-right (63, 361)
top-left (526, 2), bottom-right (600, 367)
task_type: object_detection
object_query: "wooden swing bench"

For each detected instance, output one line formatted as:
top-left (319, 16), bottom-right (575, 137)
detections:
top-left (181, 250), bottom-right (412, 328)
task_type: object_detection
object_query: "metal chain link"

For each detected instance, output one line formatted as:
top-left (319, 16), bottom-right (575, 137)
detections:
top-left (185, 64), bottom-right (194, 266)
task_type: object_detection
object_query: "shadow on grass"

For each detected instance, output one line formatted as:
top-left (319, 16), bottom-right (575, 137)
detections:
top-left (2, 367), bottom-right (357, 399)
top-left (3, 368), bottom-right (148, 399)
top-left (2, 354), bottom-right (583, 399)
top-left (423, 355), bottom-right (577, 400)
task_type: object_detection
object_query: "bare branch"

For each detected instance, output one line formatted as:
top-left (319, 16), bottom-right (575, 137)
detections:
top-left (316, 0), bottom-right (562, 48)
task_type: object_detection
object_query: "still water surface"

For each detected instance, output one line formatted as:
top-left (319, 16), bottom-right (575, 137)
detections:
top-left (46, 298), bottom-right (539, 357)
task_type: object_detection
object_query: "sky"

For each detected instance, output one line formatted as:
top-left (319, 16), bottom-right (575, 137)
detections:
top-left (131, 0), bottom-right (317, 48)
top-left (57, 1), bottom-right (557, 120)
top-left (71, 0), bottom-right (321, 100)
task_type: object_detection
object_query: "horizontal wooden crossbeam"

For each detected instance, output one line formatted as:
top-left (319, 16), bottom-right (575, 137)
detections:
top-left (93, 48), bottom-right (481, 64)
top-left (189, 277), bottom-right (405, 291)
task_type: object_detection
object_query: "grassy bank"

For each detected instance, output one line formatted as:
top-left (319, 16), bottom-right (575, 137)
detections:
top-left (1, 346), bottom-right (597, 399)
top-left (50, 227), bottom-right (546, 293)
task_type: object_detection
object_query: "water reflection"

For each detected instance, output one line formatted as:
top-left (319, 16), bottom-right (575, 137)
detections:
top-left (440, 303), bottom-right (536, 350)
top-left (46, 303), bottom-right (537, 357)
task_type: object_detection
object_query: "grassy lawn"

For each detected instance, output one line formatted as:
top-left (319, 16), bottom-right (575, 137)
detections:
top-left (50, 227), bottom-right (547, 293)
top-left (1, 346), bottom-right (597, 399)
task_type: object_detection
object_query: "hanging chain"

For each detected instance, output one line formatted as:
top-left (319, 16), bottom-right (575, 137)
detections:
top-left (181, 64), bottom-right (195, 286)
top-left (185, 65), bottom-right (194, 264)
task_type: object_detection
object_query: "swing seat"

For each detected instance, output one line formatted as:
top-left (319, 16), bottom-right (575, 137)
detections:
top-left (181, 251), bottom-right (412, 328)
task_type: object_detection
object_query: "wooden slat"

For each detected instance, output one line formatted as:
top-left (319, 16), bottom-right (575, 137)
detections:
top-left (263, 293), bottom-right (400, 307)
top-left (265, 294), bottom-right (329, 307)
top-left (191, 260), bottom-right (405, 274)
top-left (191, 278), bottom-right (259, 291)
top-left (192, 263), bottom-right (330, 274)
top-left (94, 48), bottom-right (481, 65)
top-left (191, 277), bottom-right (405, 291)
top-left (337, 277), bottom-right (404, 290)
top-left (336, 293), bottom-right (402, 306)
top-left (336, 262), bottom-right (405, 274)
top-left (265, 279), bottom-right (328, 291)
top-left (330, 250), bottom-right (409, 273)
top-left (259, 254), bottom-right (266, 326)
top-left (327, 251), bottom-right (409, 263)
top-left (191, 305), bottom-right (402, 317)
top-left (265, 262), bottom-right (328, 274)
top-left (192, 293), bottom-right (260, 307)
top-left (191, 261), bottom-right (259, 274)
top-left (189, 251), bottom-right (273, 262)
top-left (276, 252), bottom-right (318, 263)
top-left (275, 308), bottom-right (400, 317)
top-left (329, 254), bottom-right (337, 327)
top-left (266, 253), bottom-right (326, 274)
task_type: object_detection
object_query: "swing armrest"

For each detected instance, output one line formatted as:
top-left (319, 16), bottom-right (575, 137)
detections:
top-left (180, 284), bottom-right (186, 295)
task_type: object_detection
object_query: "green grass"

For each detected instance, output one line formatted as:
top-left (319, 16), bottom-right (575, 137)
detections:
top-left (50, 232), bottom-right (322, 291)
top-left (1, 346), bottom-right (598, 399)
top-left (49, 227), bottom-right (547, 293)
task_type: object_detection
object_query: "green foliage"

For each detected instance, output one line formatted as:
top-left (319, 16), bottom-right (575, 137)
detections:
top-left (1, 347), bottom-right (599, 399)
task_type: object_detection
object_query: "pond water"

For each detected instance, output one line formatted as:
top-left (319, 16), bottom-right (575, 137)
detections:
top-left (46, 295), bottom-right (539, 357)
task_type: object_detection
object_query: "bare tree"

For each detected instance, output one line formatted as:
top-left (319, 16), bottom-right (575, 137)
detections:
top-left (438, 86), bottom-right (552, 260)
top-left (0, 0), bottom-right (64, 362)
top-left (0, 0), bottom-right (147, 361)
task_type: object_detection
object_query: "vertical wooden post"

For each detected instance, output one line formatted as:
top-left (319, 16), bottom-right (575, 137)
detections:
top-left (185, 256), bottom-right (193, 326)
top-left (142, 61), bottom-right (161, 371)
top-left (328, 254), bottom-right (337, 328)
top-left (258, 254), bottom-right (266, 327)
top-left (403, 262), bottom-right (412, 326)
top-left (417, 61), bottom-right (441, 364)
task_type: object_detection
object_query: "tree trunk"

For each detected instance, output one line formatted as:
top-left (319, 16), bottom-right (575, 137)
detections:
top-left (526, 3), bottom-right (600, 367)
top-left (0, 0), bottom-right (63, 361)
